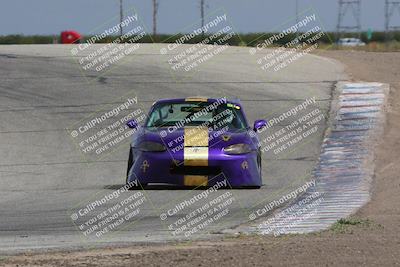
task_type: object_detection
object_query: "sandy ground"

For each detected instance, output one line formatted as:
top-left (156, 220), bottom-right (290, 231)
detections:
top-left (1, 50), bottom-right (399, 266)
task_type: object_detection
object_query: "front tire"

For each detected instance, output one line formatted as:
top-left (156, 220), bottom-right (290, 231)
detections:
top-left (126, 147), bottom-right (134, 184)
top-left (126, 148), bottom-right (147, 189)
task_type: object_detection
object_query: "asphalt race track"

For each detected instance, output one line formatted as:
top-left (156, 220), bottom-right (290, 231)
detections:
top-left (0, 44), bottom-right (347, 252)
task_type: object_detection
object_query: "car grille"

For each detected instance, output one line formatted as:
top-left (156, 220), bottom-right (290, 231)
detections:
top-left (170, 165), bottom-right (221, 176)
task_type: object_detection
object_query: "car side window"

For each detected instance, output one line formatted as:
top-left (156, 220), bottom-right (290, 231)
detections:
top-left (147, 108), bottom-right (161, 126)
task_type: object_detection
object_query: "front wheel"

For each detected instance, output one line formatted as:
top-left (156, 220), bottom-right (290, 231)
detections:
top-left (126, 148), bottom-right (147, 189)
top-left (247, 185), bottom-right (261, 189)
top-left (126, 147), bottom-right (134, 184)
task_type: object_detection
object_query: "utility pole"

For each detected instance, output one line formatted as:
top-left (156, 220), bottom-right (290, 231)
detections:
top-left (336, 0), bottom-right (362, 41)
top-left (385, 0), bottom-right (400, 42)
top-left (119, 0), bottom-right (123, 37)
top-left (153, 0), bottom-right (159, 38)
top-left (295, 0), bottom-right (299, 38)
top-left (200, 0), bottom-right (205, 35)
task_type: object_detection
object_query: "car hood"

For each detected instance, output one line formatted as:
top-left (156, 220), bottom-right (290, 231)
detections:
top-left (133, 127), bottom-right (253, 150)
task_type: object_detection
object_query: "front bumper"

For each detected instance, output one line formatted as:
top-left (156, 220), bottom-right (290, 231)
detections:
top-left (127, 148), bottom-right (262, 187)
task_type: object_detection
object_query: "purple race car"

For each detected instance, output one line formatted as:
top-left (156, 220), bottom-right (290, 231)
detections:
top-left (126, 97), bottom-right (267, 189)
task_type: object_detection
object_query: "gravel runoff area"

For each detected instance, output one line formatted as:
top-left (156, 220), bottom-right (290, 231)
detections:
top-left (1, 50), bottom-right (399, 266)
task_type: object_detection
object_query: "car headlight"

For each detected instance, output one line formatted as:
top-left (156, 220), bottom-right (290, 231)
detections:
top-left (138, 141), bottom-right (166, 152)
top-left (223, 143), bottom-right (252, 155)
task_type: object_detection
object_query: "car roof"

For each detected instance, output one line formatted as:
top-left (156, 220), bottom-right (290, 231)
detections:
top-left (339, 38), bottom-right (361, 41)
top-left (154, 97), bottom-right (242, 105)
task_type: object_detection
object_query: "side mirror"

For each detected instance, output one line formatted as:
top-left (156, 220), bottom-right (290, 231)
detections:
top-left (126, 119), bottom-right (138, 129)
top-left (253, 119), bottom-right (267, 132)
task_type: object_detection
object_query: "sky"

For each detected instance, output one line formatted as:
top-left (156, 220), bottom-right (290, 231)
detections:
top-left (0, 0), bottom-right (398, 35)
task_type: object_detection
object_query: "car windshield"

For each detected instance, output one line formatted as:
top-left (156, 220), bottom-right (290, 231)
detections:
top-left (145, 101), bottom-right (248, 130)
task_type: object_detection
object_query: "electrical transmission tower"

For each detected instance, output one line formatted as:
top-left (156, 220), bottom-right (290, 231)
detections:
top-left (385, 0), bottom-right (400, 41)
top-left (336, 0), bottom-right (362, 40)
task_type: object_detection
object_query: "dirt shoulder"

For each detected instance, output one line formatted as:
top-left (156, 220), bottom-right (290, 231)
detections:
top-left (318, 50), bottom-right (400, 234)
top-left (1, 51), bottom-right (399, 267)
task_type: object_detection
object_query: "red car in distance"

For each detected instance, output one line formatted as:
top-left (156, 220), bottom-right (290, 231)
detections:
top-left (61, 31), bottom-right (82, 44)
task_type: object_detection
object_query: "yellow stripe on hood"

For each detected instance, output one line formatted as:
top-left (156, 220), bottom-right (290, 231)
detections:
top-left (183, 126), bottom-right (209, 186)
top-left (183, 126), bottom-right (208, 166)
